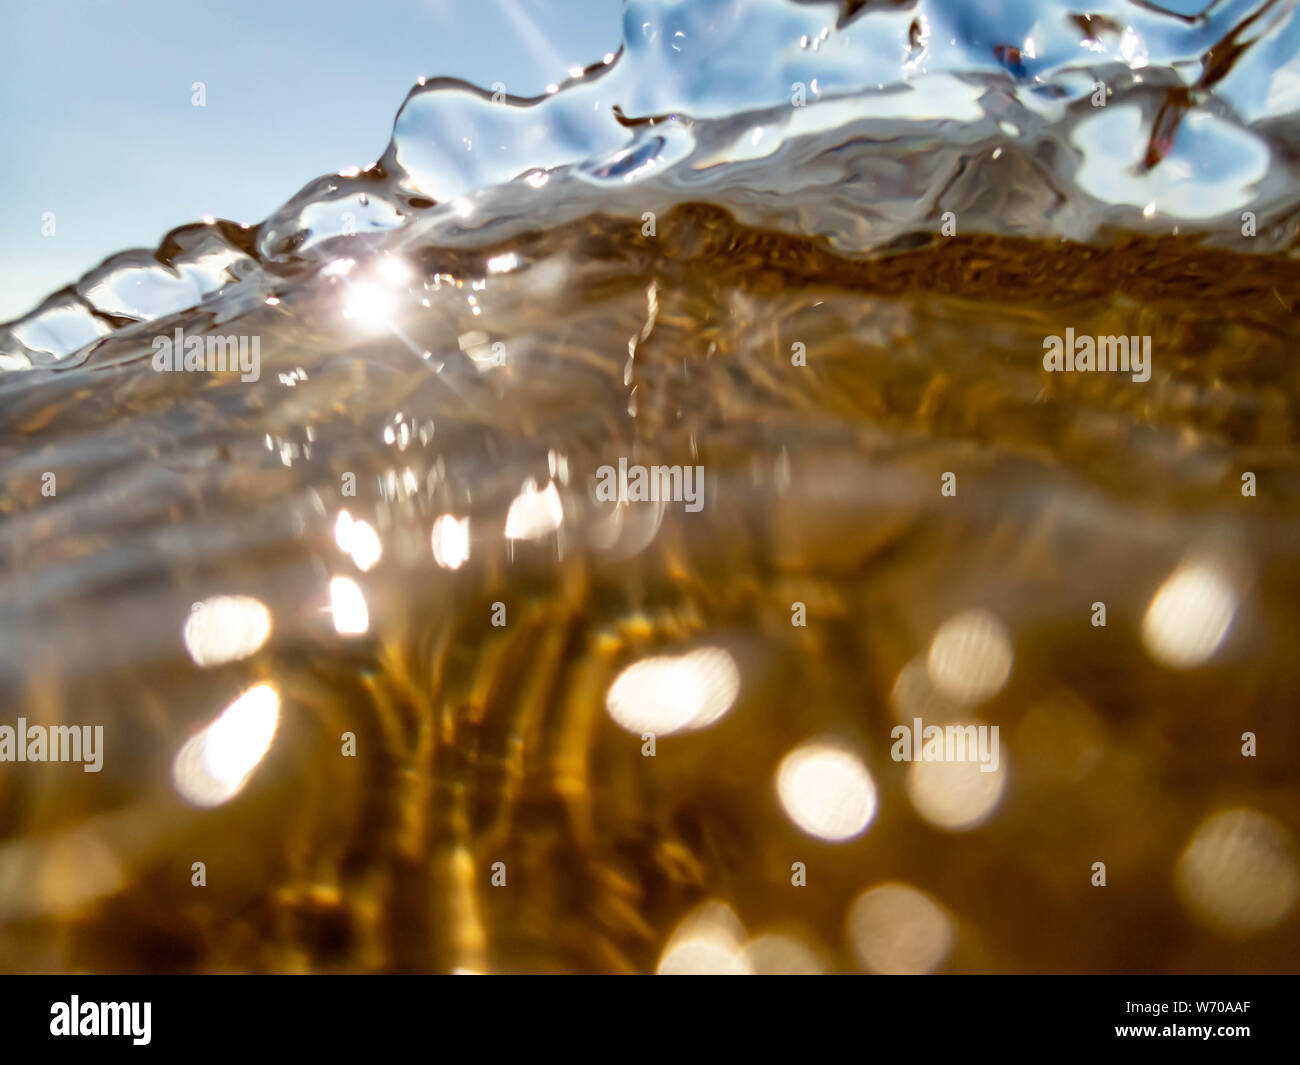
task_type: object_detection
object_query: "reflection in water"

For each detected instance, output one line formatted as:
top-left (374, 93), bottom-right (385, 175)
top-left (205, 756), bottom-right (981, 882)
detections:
top-left (1, 0), bottom-right (1299, 974)
top-left (907, 748), bottom-right (1008, 832)
top-left (744, 933), bottom-right (826, 975)
top-left (182, 595), bottom-right (272, 668)
top-left (328, 576), bottom-right (370, 637)
top-left (847, 884), bottom-right (955, 975)
top-left (1142, 558), bottom-right (1240, 669)
top-left (431, 513), bottom-right (472, 570)
top-left (504, 480), bottom-right (564, 541)
top-left (342, 281), bottom-right (398, 331)
top-left (891, 657), bottom-right (967, 724)
top-left (777, 742), bottom-right (877, 842)
top-left (1175, 809), bottom-right (1300, 937)
top-left (926, 610), bottom-right (1014, 706)
top-left (605, 647), bottom-right (740, 736)
top-left (657, 901), bottom-right (751, 975)
top-left (335, 510), bottom-right (383, 573)
top-left (172, 685), bottom-right (281, 809)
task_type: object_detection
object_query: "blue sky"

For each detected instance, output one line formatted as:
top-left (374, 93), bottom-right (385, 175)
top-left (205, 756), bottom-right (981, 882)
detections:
top-left (0, 0), bottom-right (623, 321)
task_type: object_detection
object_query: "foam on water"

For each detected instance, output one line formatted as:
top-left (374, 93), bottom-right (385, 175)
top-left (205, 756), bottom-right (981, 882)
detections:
top-left (3, 0), bottom-right (1299, 366)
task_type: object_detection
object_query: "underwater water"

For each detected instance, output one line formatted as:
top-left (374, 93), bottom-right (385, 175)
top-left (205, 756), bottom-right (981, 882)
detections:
top-left (1, 0), bottom-right (1299, 973)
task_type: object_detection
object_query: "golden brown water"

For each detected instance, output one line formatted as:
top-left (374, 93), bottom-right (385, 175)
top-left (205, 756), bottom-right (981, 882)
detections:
top-left (1, 207), bottom-right (1298, 972)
